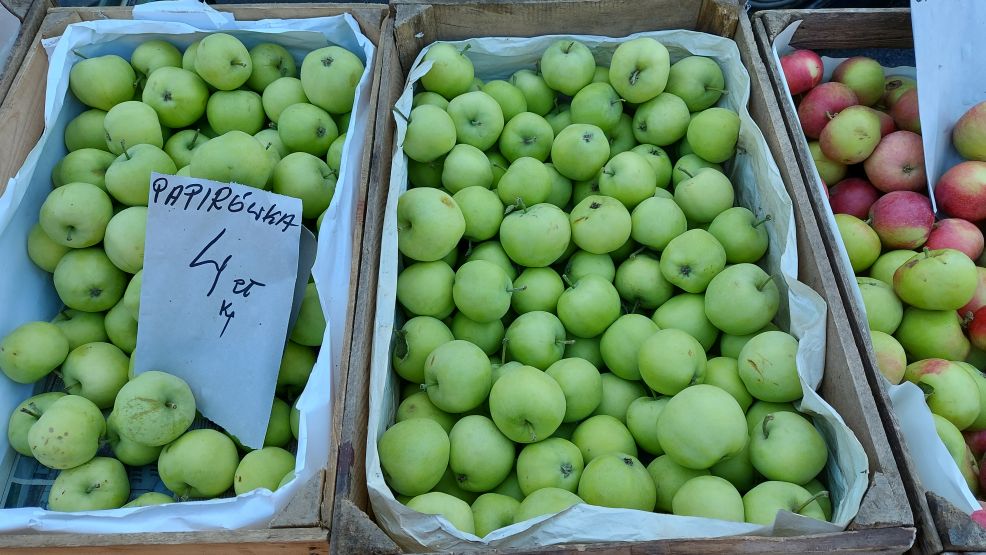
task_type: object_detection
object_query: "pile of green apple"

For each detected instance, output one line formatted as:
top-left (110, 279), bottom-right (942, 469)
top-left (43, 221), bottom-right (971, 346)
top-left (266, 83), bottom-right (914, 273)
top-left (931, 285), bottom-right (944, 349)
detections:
top-left (0, 31), bottom-right (351, 511)
top-left (377, 38), bottom-right (834, 537)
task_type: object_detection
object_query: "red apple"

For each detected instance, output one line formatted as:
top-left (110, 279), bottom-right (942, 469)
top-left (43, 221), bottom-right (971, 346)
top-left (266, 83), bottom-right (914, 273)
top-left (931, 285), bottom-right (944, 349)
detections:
top-left (890, 88), bottom-right (920, 134)
top-left (828, 177), bottom-right (880, 219)
top-left (781, 49), bottom-right (824, 95)
top-left (927, 218), bottom-right (985, 262)
top-left (797, 82), bottom-right (859, 139)
top-left (882, 75), bottom-right (916, 109)
top-left (868, 190), bottom-right (934, 249)
top-left (936, 161), bottom-right (986, 222)
top-left (969, 307), bottom-right (986, 352)
top-left (953, 101), bottom-right (986, 162)
top-left (973, 507), bottom-right (986, 529)
top-left (967, 429), bottom-right (986, 459)
top-left (960, 267), bottom-right (986, 319)
top-left (863, 130), bottom-right (926, 193)
top-left (874, 110), bottom-right (896, 136)
top-left (832, 56), bottom-right (885, 106)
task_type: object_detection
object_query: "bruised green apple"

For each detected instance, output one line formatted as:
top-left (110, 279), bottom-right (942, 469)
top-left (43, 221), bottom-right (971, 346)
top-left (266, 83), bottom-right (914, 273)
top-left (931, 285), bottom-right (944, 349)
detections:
top-left (737, 330), bottom-right (802, 403)
top-left (113, 370), bottom-right (196, 446)
top-left (106, 410), bottom-right (162, 466)
top-left (7, 392), bottom-right (66, 456)
top-left (517, 437), bottom-right (583, 495)
top-left (29, 394), bottom-right (105, 469)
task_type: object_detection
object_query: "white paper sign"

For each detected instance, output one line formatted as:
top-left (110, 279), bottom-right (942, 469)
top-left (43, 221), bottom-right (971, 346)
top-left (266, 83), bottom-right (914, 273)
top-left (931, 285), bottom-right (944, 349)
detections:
top-left (912, 0), bottom-right (986, 212)
top-left (135, 172), bottom-right (304, 449)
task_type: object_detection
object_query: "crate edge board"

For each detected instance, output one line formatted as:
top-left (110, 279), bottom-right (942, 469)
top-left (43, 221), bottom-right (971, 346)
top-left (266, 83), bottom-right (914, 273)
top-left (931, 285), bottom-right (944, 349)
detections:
top-left (0, 527), bottom-right (328, 550)
top-left (333, 2), bottom-right (914, 553)
top-left (757, 8), bottom-right (912, 50)
top-left (0, 0), bottom-right (50, 106)
top-left (0, 2), bottom-right (387, 544)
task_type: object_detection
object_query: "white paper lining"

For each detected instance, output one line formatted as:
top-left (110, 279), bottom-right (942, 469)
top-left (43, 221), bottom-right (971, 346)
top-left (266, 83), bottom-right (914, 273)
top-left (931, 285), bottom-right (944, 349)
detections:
top-left (365, 30), bottom-right (869, 551)
top-left (770, 19), bottom-right (980, 515)
top-left (0, 0), bottom-right (375, 533)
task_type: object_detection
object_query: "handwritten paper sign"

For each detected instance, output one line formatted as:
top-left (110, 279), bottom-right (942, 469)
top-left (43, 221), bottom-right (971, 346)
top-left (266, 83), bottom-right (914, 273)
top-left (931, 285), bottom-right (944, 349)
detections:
top-left (135, 172), bottom-right (309, 449)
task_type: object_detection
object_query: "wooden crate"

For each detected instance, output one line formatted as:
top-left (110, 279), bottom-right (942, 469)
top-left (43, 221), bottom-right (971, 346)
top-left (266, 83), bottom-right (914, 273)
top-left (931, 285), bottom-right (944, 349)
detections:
top-left (331, 1), bottom-right (917, 553)
top-left (0, 3), bottom-right (387, 553)
top-left (0, 0), bottom-right (49, 107)
top-left (753, 8), bottom-right (986, 554)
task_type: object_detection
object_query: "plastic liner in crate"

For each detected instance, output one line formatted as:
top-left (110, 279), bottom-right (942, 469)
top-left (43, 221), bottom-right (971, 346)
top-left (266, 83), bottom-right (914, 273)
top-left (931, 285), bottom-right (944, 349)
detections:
top-left (365, 30), bottom-right (870, 552)
top-left (0, 0), bottom-right (374, 534)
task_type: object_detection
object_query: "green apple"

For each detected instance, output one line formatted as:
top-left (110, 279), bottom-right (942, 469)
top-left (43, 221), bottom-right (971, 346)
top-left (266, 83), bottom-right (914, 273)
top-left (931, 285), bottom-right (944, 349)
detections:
top-left (514, 487), bottom-right (582, 522)
top-left (500, 203), bottom-right (571, 267)
top-left (569, 194), bottom-right (631, 254)
top-left (105, 144), bottom-right (177, 206)
top-left (164, 129), bottom-right (209, 168)
top-left (65, 109), bottom-right (108, 152)
top-left (403, 104), bottom-right (457, 163)
top-left (106, 409), bottom-right (163, 466)
top-left (449, 415), bottom-right (514, 492)
top-left (705, 263), bottom-right (779, 336)
top-left (615, 252), bottom-right (674, 310)
top-left (598, 151), bottom-right (658, 209)
top-left (182, 40), bottom-right (200, 71)
top-left (131, 39), bottom-right (181, 77)
top-left (206, 90), bottom-right (265, 135)
top-left (570, 82), bottom-right (622, 133)
top-left (431, 465), bottom-right (480, 505)
top-left (710, 442), bottom-right (757, 493)
top-left (648, 455), bottom-right (710, 512)
top-left (472, 493), bottom-right (520, 537)
top-left (578, 452), bottom-right (656, 511)
top-left (808, 141), bottom-right (847, 185)
top-left (28, 394), bottom-right (104, 469)
top-left (413, 92), bottom-right (449, 110)
top-left (56, 148), bottom-right (116, 192)
top-left (571, 413), bottom-right (637, 464)
top-left (609, 37), bottom-right (670, 103)
top-left (545, 103), bottom-right (572, 136)
top-left (48, 457), bottom-right (129, 511)
top-left (593, 372), bottom-right (647, 423)
top-left (407, 492), bottom-right (475, 534)
top-left (750, 411), bottom-right (828, 485)
top-left (489, 364), bottom-right (565, 443)
top-left (869, 249), bottom-right (919, 286)
top-left (114, 370), bottom-right (196, 446)
top-left (665, 56), bottom-right (725, 112)
top-left (510, 69), bottom-right (556, 116)
top-left (453, 260), bottom-right (515, 323)
top-left (263, 397), bottom-right (293, 448)
top-left (674, 167), bottom-right (734, 223)
top-left (870, 330), bottom-right (907, 384)
top-left (545, 357), bottom-right (602, 422)
top-left (392, 316), bottom-right (453, 383)
top-left (687, 108), bottom-right (740, 163)
top-left (737, 330), bottom-right (802, 403)
top-left (639, 328), bottom-right (706, 395)
top-left (262, 77), bottom-right (308, 123)
top-left (630, 144), bottom-right (672, 187)
top-left (904, 358), bottom-right (980, 430)
top-left (233, 446), bottom-right (295, 494)
top-left (39, 182), bottom-right (113, 248)
top-left (277, 102), bottom-right (338, 156)
top-left (557, 274), bottom-right (621, 338)
top-left (516, 437), bottom-right (583, 495)
top-left (511, 267), bottom-right (564, 315)
top-left (657, 384), bottom-right (747, 469)
top-left (453, 186), bottom-right (503, 242)
top-left (53, 248), bottom-right (127, 312)
top-left (629, 196), bottom-right (686, 251)
top-left (7, 392), bottom-right (66, 456)
top-left (857, 277), bottom-right (903, 334)
top-left (194, 33), bottom-right (252, 91)
top-left (743, 480), bottom-right (828, 524)
top-left (289, 282), bottom-right (325, 347)
top-left (626, 396), bottom-right (670, 456)
top-left (397, 187), bottom-right (465, 262)
top-left (834, 214), bottom-right (881, 272)
top-left (378, 418), bottom-right (449, 496)
top-left (565, 250), bottom-right (615, 283)
top-left (481, 80), bottom-right (527, 121)
top-left (497, 156), bottom-right (550, 206)
top-left (103, 100), bottom-right (163, 155)
top-left (607, 113), bottom-right (638, 156)
top-left (447, 91), bottom-right (504, 151)
top-left (651, 293), bottom-right (718, 351)
top-left (247, 43), bottom-right (296, 92)
top-left (703, 357), bottom-right (753, 411)
top-left (442, 145), bottom-right (493, 194)
top-left (672, 475), bottom-right (744, 522)
top-left (61, 342), bottom-right (129, 409)
top-left (498, 112), bottom-right (554, 162)
top-left (424, 340), bottom-right (491, 413)
top-left (300, 45), bottom-right (363, 113)
top-left (276, 341), bottom-right (317, 397)
top-left (103, 206), bottom-right (147, 274)
top-left (659, 229), bottom-right (726, 293)
top-left (419, 43), bottom-right (474, 100)
top-left (104, 300), bottom-right (137, 354)
top-left (551, 124), bottom-right (611, 181)
top-left (158, 428), bottom-right (239, 498)
top-left (672, 153), bottom-right (723, 187)
top-left (396, 391), bottom-right (455, 433)
top-left (272, 152), bottom-right (336, 219)
top-left (708, 207), bottom-right (770, 264)
top-left (893, 248), bottom-right (978, 311)
top-left (397, 261), bottom-right (455, 318)
top-left (123, 492), bottom-right (175, 508)
top-left (540, 39), bottom-right (595, 96)
top-left (503, 310), bottom-right (566, 368)
top-left (599, 314), bottom-right (659, 381)
top-left (325, 132), bottom-right (346, 172)
top-left (142, 67), bottom-right (208, 128)
top-left (69, 54), bottom-right (136, 111)
top-left (632, 93), bottom-right (690, 146)
top-left (51, 309), bottom-right (107, 350)
top-left (190, 130), bottom-right (276, 189)
top-left (895, 308), bottom-right (971, 361)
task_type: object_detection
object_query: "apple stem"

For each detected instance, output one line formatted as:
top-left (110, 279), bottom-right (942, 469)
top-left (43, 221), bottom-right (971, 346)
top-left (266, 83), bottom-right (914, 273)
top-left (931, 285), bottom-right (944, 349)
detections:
top-left (825, 111), bottom-right (836, 120)
top-left (192, 129), bottom-right (200, 145)
top-left (121, 141), bottom-right (131, 159)
top-left (507, 285), bottom-right (528, 293)
top-left (464, 241), bottom-right (474, 258)
top-left (561, 274), bottom-right (575, 288)
top-left (526, 421), bottom-right (537, 442)
top-left (628, 246), bottom-right (646, 260)
top-left (459, 44), bottom-right (473, 55)
top-left (629, 69), bottom-right (640, 86)
top-left (707, 87), bottom-right (728, 94)
top-left (419, 383), bottom-right (428, 391)
top-left (500, 338), bottom-right (508, 365)
top-left (71, 49), bottom-right (88, 60)
top-left (760, 413), bottom-right (774, 440)
top-left (753, 214), bottom-right (773, 228)
top-left (563, 41), bottom-right (574, 54)
top-left (963, 311), bottom-right (976, 327)
top-left (794, 490), bottom-right (830, 514)
top-left (85, 482), bottom-right (101, 495)
top-left (556, 339), bottom-right (576, 346)
top-left (757, 274), bottom-right (775, 291)
top-left (19, 404), bottom-right (42, 419)
top-left (628, 300), bottom-right (639, 315)
top-left (678, 167), bottom-right (694, 179)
